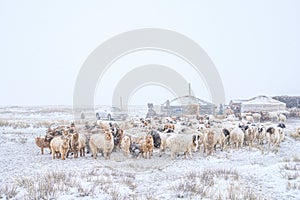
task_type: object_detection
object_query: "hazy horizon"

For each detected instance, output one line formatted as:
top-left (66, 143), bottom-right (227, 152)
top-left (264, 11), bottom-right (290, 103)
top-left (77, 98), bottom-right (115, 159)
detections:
top-left (1, 1), bottom-right (299, 107)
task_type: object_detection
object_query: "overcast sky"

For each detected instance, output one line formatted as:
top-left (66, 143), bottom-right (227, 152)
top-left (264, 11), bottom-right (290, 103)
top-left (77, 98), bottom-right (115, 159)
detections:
top-left (0, 0), bottom-right (299, 106)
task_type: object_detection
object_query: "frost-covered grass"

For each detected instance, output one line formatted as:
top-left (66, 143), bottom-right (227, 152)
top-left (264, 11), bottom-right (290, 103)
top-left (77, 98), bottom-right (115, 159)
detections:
top-left (1, 107), bottom-right (300, 199)
top-left (279, 155), bottom-right (300, 192)
top-left (169, 168), bottom-right (262, 199)
top-left (0, 167), bottom-right (137, 200)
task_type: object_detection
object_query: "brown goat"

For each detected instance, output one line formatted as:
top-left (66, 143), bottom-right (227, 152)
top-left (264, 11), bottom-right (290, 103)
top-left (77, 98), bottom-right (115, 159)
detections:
top-left (35, 137), bottom-right (51, 155)
top-left (138, 134), bottom-right (154, 159)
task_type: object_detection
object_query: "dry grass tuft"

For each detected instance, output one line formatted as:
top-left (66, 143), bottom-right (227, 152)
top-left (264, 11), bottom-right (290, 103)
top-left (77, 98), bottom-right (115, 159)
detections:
top-left (279, 156), bottom-right (300, 191)
top-left (0, 183), bottom-right (18, 199)
top-left (170, 168), bottom-right (261, 199)
top-left (15, 170), bottom-right (79, 199)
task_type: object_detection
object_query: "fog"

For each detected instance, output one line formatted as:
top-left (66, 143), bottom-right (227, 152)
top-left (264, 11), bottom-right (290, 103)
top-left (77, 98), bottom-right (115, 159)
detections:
top-left (0, 0), bottom-right (299, 106)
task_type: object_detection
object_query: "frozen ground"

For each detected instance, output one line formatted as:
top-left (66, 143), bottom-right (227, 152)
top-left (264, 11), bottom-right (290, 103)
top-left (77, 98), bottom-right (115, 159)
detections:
top-left (0, 106), bottom-right (300, 199)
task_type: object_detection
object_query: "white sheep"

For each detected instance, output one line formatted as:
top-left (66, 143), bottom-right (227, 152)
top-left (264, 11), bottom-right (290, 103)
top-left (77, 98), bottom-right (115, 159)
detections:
top-left (166, 134), bottom-right (199, 159)
top-left (156, 131), bottom-right (171, 156)
top-left (278, 113), bottom-right (287, 123)
top-left (230, 127), bottom-right (244, 149)
top-left (50, 136), bottom-right (70, 160)
top-left (266, 126), bottom-right (281, 151)
top-left (78, 133), bottom-right (86, 157)
top-left (252, 113), bottom-right (261, 123)
top-left (89, 130), bottom-right (114, 159)
top-left (278, 127), bottom-right (285, 143)
top-left (256, 124), bottom-right (266, 145)
top-left (244, 116), bottom-right (254, 123)
top-left (224, 114), bottom-right (237, 122)
top-left (268, 112), bottom-right (279, 122)
top-left (243, 125), bottom-right (257, 149)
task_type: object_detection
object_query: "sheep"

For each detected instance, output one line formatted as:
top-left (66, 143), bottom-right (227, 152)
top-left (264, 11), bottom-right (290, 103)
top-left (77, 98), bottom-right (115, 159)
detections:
top-left (290, 127), bottom-right (300, 139)
top-left (222, 128), bottom-right (231, 146)
top-left (50, 136), bottom-right (70, 160)
top-left (256, 125), bottom-right (266, 145)
top-left (244, 116), bottom-right (254, 123)
top-left (44, 124), bottom-right (64, 142)
top-left (197, 124), bottom-right (209, 135)
top-left (215, 128), bottom-right (229, 151)
top-left (149, 130), bottom-right (161, 148)
top-left (50, 137), bottom-right (62, 159)
top-left (276, 123), bottom-right (286, 143)
top-left (69, 132), bottom-right (86, 157)
top-left (197, 132), bottom-right (205, 152)
top-left (268, 112), bottom-right (279, 122)
top-left (278, 127), bottom-right (285, 143)
top-left (120, 135), bottom-right (131, 156)
top-left (230, 127), bottom-right (244, 149)
top-left (203, 130), bottom-right (217, 155)
top-left (129, 142), bottom-right (141, 158)
top-left (278, 114), bottom-right (287, 123)
top-left (166, 134), bottom-right (199, 159)
top-left (111, 125), bottom-right (124, 151)
top-left (138, 134), bottom-right (154, 159)
top-left (252, 113), bottom-right (261, 123)
top-left (89, 129), bottom-right (114, 159)
top-left (69, 131), bottom-right (80, 158)
top-left (203, 128), bottom-right (228, 154)
top-left (244, 125), bottom-right (257, 149)
top-left (35, 137), bottom-right (51, 155)
top-left (266, 126), bottom-right (281, 151)
top-left (78, 134), bottom-right (86, 157)
top-left (158, 132), bottom-right (171, 156)
top-left (224, 114), bottom-right (237, 122)
top-left (96, 120), bottom-right (110, 130)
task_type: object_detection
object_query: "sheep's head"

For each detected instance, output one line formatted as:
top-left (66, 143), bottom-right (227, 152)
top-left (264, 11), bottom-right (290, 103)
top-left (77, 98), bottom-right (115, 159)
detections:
top-left (192, 134), bottom-right (199, 152)
top-left (222, 129), bottom-right (230, 137)
top-left (277, 123), bottom-right (286, 129)
top-left (266, 127), bottom-right (275, 135)
top-left (62, 136), bottom-right (70, 148)
top-left (149, 131), bottom-right (161, 148)
top-left (258, 126), bottom-right (265, 133)
top-left (146, 134), bottom-right (153, 144)
top-left (72, 132), bottom-right (79, 141)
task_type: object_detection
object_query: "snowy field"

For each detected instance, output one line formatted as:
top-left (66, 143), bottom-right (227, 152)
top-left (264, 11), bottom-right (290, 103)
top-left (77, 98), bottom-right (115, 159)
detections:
top-left (0, 106), bottom-right (300, 200)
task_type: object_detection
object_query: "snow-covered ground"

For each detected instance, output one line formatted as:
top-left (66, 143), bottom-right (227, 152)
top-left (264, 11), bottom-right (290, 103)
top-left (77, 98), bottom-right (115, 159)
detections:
top-left (0, 106), bottom-right (300, 199)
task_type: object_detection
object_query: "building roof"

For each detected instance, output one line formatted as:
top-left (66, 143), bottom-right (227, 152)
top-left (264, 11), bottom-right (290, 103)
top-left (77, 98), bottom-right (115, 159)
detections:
top-left (242, 95), bottom-right (286, 105)
top-left (161, 95), bottom-right (214, 106)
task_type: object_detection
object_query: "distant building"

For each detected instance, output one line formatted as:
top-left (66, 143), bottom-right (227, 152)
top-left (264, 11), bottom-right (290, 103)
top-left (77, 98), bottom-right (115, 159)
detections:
top-left (161, 95), bottom-right (215, 117)
top-left (230, 95), bottom-right (286, 113)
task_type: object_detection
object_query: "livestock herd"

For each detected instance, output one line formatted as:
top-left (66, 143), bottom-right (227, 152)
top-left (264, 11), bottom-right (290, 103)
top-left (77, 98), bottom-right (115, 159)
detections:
top-left (35, 112), bottom-right (299, 161)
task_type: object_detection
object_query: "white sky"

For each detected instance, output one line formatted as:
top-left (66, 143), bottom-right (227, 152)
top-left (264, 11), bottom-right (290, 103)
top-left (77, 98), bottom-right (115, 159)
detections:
top-left (0, 0), bottom-right (299, 106)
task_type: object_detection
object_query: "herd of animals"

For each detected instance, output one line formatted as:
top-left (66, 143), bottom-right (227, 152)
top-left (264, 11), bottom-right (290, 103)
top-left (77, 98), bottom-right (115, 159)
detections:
top-left (35, 112), bottom-right (300, 161)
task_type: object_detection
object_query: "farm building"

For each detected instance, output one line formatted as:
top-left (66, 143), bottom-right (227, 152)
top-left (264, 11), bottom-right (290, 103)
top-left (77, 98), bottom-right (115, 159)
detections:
top-left (160, 95), bottom-right (215, 117)
top-left (230, 95), bottom-right (286, 113)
